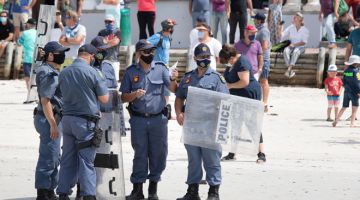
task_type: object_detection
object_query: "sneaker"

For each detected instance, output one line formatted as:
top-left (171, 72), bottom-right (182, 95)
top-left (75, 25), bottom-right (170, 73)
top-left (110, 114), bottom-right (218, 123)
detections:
top-left (284, 70), bottom-right (290, 77)
top-left (256, 152), bottom-right (266, 163)
top-left (326, 118), bottom-right (334, 122)
top-left (288, 70), bottom-right (295, 78)
top-left (346, 116), bottom-right (358, 121)
top-left (221, 153), bottom-right (236, 161)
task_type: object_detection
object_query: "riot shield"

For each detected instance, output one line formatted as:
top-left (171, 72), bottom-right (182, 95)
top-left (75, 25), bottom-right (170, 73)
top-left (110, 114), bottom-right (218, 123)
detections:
top-left (96, 90), bottom-right (125, 200)
top-left (182, 87), bottom-right (264, 155)
top-left (25, 5), bottom-right (56, 103)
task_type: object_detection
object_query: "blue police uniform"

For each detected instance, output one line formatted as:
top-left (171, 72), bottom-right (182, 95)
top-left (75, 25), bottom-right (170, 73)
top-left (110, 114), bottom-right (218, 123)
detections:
top-left (120, 61), bottom-right (171, 184)
top-left (148, 33), bottom-right (171, 65)
top-left (176, 67), bottom-right (229, 186)
top-left (343, 65), bottom-right (360, 107)
top-left (34, 63), bottom-right (62, 190)
top-left (57, 58), bottom-right (108, 197)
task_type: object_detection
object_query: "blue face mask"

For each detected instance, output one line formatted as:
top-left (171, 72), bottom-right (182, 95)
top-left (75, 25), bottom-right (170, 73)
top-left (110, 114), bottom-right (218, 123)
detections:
top-left (198, 31), bottom-right (205, 39)
top-left (249, 35), bottom-right (256, 41)
top-left (105, 23), bottom-right (114, 31)
top-left (196, 58), bottom-right (211, 68)
top-left (0, 17), bottom-right (7, 23)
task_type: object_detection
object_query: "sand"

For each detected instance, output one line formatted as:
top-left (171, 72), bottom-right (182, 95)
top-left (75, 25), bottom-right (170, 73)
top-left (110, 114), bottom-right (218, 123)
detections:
top-left (0, 80), bottom-right (359, 200)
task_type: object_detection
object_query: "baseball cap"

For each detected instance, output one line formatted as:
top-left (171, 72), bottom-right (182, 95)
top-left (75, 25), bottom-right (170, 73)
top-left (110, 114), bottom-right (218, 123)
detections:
top-left (91, 36), bottom-right (110, 50)
top-left (252, 13), bottom-right (266, 21)
top-left (327, 64), bottom-right (337, 72)
top-left (196, 16), bottom-right (206, 23)
top-left (194, 43), bottom-right (212, 57)
top-left (78, 44), bottom-right (98, 55)
top-left (105, 14), bottom-right (115, 21)
top-left (136, 39), bottom-right (156, 51)
top-left (345, 55), bottom-right (360, 65)
top-left (245, 25), bottom-right (257, 32)
top-left (44, 41), bottom-right (70, 53)
top-left (26, 18), bottom-right (37, 25)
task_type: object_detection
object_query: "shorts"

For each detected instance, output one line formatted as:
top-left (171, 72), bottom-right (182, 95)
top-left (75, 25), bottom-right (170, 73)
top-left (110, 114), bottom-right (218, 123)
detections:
top-left (327, 95), bottom-right (340, 108)
top-left (13, 13), bottom-right (29, 27)
top-left (342, 92), bottom-right (359, 108)
top-left (23, 62), bottom-right (32, 77)
top-left (260, 60), bottom-right (270, 79)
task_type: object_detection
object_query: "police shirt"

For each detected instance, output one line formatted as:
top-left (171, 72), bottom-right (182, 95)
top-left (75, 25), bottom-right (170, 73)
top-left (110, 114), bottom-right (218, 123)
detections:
top-left (176, 67), bottom-right (229, 100)
top-left (148, 33), bottom-right (171, 65)
top-left (59, 58), bottom-right (108, 117)
top-left (100, 61), bottom-right (118, 89)
top-left (120, 62), bottom-right (171, 114)
top-left (35, 63), bottom-right (62, 112)
top-left (343, 65), bottom-right (360, 95)
top-left (224, 55), bottom-right (262, 100)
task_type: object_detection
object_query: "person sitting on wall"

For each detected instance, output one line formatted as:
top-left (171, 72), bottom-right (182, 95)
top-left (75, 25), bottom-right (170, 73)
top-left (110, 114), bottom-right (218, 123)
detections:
top-left (278, 12), bottom-right (309, 79)
top-left (334, 13), bottom-right (359, 41)
top-left (0, 11), bottom-right (14, 59)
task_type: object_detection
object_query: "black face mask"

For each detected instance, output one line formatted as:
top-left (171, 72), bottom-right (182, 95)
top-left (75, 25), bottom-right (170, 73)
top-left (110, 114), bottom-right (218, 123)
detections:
top-left (53, 52), bottom-right (66, 65)
top-left (170, 29), bottom-right (174, 34)
top-left (141, 54), bottom-right (154, 64)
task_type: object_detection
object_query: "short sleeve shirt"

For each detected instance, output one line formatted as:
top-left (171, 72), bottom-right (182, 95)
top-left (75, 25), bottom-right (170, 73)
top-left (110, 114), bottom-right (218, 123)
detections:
top-left (282, 25), bottom-right (309, 45)
top-left (98, 28), bottom-right (121, 62)
top-left (138, 0), bottom-right (156, 11)
top-left (120, 62), bottom-right (171, 114)
top-left (234, 40), bottom-right (263, 73)
top-left (343, 65), bottom-right (360, 94)
top-left (192, 0), bottom-right (210, 12)
top-left (324, 77), bottom-right (343, 96)
top-left (148, 33), bottom-right (171, 65)
top-left (100, 61), bottom-right (118, 89)
top-left (0, 21), bottom-right (14, 40)
top-left (189, 38), bottom-right (222, 71)
top-left (348, 28), bottom-right (360, 56)
top-left (255, 25), bottom-right (271, 61)
top-left (59, 58), bottom-right (108, 117)
top-left (176, 67), bottom-right (229, 100)
top-left (12, 0), bottom-right (30, 13)
top-left (211, 0), bottom-right (226, 12)
top-left (62, 24), bottom-right (86, 59)
top-left (224, 56), bottom-right (262, 100)
top-left (35, 63), bottom-right (62, 111)
top-left (18, 28), bottom-right (36, 64)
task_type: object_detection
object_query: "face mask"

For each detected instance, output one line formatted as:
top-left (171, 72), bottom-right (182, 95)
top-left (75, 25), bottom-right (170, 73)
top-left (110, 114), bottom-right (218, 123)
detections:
top-left (94, 51), bottom-right (107, 67)
top-left (53, 52), bottom-right (66, 65)
top-left (196, 58), bottom-right (211, 69)
top-left (198, 31), bottom-right (205, 39)
top-left (141, 54), bottom-right (154, 64)
top-left (255, 24), bottom-right (263, 29)
top-left (249, 35), bottom-right (256, 41)
top-left (105, 23), bottom-right (114, 31)
top-left (169, 29), bottom-right (174, 34)
top-left (0, 17), bottom-right (7, 23)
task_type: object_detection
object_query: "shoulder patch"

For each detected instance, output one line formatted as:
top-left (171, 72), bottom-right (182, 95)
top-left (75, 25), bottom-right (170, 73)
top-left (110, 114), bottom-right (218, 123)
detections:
top-left (357, 72), bottom-right (360, 80)
top-left (212, 71), bottom-right (226, 84)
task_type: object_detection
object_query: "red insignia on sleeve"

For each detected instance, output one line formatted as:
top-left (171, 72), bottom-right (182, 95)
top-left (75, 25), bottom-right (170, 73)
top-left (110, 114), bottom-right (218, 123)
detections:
top-left (185, 76), bottom-right (191, 84)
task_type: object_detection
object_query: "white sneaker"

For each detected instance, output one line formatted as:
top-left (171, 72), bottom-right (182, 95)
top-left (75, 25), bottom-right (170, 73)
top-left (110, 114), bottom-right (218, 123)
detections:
top-left (289, 70), bottom-right (296, 78)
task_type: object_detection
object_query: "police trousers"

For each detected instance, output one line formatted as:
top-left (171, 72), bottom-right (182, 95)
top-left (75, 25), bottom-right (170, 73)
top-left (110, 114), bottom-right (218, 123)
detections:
top-left (129, 115), bottom-right (168, 183)
top-left (57, 116), bottom-right (97, 196)
top-left (185, 144), bottom-right (222, 186)
top-left (34, 114), bottom-right (61, 190)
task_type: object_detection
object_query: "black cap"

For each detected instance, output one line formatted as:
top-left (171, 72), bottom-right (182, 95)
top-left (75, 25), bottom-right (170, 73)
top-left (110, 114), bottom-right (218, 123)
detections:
top-left (26, 18), bottom-right (37, 25)
top-left (91, 36), bottom-right (110, 50)
top-left (78, 44), bottom-right (98, 55)
top-left (252, 13), bottom-right (266, 21)
top-left (194, 43), bottom-right (212, 57)
top-left (44, 41), bottom-right (70, 53)
top-left (136, 39), bottom-right (155, 51)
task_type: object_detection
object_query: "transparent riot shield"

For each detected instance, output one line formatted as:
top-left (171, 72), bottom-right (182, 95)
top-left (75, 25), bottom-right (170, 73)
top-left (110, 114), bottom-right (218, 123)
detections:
top-left (96, 90), bottom-right (125, 200)
top-left (25, 5), bottom-right (56, 103)
top-left (182, 86), bottom-right (264, 155)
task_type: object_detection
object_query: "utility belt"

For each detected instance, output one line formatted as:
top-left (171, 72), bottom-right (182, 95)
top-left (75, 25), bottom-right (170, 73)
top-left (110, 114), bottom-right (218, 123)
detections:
top-left (126, 104), bottom-right (171, 119)
top-left (65, 114), bottom-right (103, 150)
top-left (33, 107), bottom-right (62, 125)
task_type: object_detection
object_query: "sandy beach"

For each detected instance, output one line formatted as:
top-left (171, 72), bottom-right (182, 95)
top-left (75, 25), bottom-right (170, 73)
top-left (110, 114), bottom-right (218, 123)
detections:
top-left (0, 80), bottom-right (359, 200)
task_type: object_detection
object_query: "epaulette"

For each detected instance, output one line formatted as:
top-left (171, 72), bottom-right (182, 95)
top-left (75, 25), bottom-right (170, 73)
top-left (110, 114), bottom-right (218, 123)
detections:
top-left (125, 64), bottom-right (137, 71)
top-left (155, 61), bottom-right (167, 69)
top-left (211, 71), bottom-right (226, 84)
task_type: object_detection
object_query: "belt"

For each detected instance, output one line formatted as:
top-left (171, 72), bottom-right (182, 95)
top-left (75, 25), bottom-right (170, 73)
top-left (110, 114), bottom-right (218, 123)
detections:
top-left (65, 114), bottom-right (100, 123)
top-left (131, 110), bottom-right (162, 118)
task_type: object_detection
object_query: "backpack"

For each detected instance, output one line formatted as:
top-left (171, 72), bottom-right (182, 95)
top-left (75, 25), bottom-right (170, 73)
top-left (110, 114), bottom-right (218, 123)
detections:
top-left (271, 40), bottom-right (291, 53)
top-left (334, 0), bottom-right (349, 17)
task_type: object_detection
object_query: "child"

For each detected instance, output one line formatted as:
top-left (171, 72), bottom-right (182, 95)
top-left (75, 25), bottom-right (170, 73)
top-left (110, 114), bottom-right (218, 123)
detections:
top-left (268, 0), bottom-right (282, 45)
top-left (18, 18), bottom-right (36, 90)
top-left (333, 55), bottom-right (360, 127)
top-left (324, 65), bottom-right (343, 121)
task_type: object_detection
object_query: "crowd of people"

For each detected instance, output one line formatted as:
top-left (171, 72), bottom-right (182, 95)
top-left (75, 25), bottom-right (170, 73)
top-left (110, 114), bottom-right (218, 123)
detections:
top-left (1, 0), bottom-right (360, 200)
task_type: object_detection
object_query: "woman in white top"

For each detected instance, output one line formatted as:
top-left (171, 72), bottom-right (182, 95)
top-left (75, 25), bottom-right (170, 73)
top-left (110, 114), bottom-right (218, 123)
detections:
top-left (280, 12), bottom-right (309, 78)
top-left (188, 23), bottom-right (222, 71)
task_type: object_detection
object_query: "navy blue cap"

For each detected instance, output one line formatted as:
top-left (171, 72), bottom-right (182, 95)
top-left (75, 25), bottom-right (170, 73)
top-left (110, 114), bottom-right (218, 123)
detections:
top-left (44, 41), bottom-right (70, 53)
top-left (194, 43), bottom-right (212, 57)
top-left (78, 44), bottom-right (98, 55)
top-left (136, 39), bottom-right (156, 51)
top-left (252, 13), bottom-right (266, 21)
top-left (91, 36), bottom-right (110, 50)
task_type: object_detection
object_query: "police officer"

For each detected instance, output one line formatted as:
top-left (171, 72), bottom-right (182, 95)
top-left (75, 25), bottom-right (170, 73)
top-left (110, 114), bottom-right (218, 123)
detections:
top-left (120, 39), bottom-right (178, 200)
top-left (175, 43), bottom-right (229, 200)
top-left (56, 44), bottom-right (109, 200)
top-left (34, 41), bottom-right (69, 200)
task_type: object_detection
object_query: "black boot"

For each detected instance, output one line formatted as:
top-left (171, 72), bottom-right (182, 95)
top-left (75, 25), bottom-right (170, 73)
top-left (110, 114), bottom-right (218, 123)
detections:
top-left (148, 181), bottom-right (159, 200)
top-left (75, 183), bottom-right (81, 200)
top-left (83, 196), bottom-right (96, 200)
top-left (206, 185), bottom-right (220, 200)
top-left (36, 189), bottom-right (49, 200)
top-left (58, 194), bottom-right (70, 200)
top-left (126, 183), bottom-right (145, 200)
top-left (46, 190), bottom-right (58, 200)
top-left (176, 184), bottom-right (201, 200)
